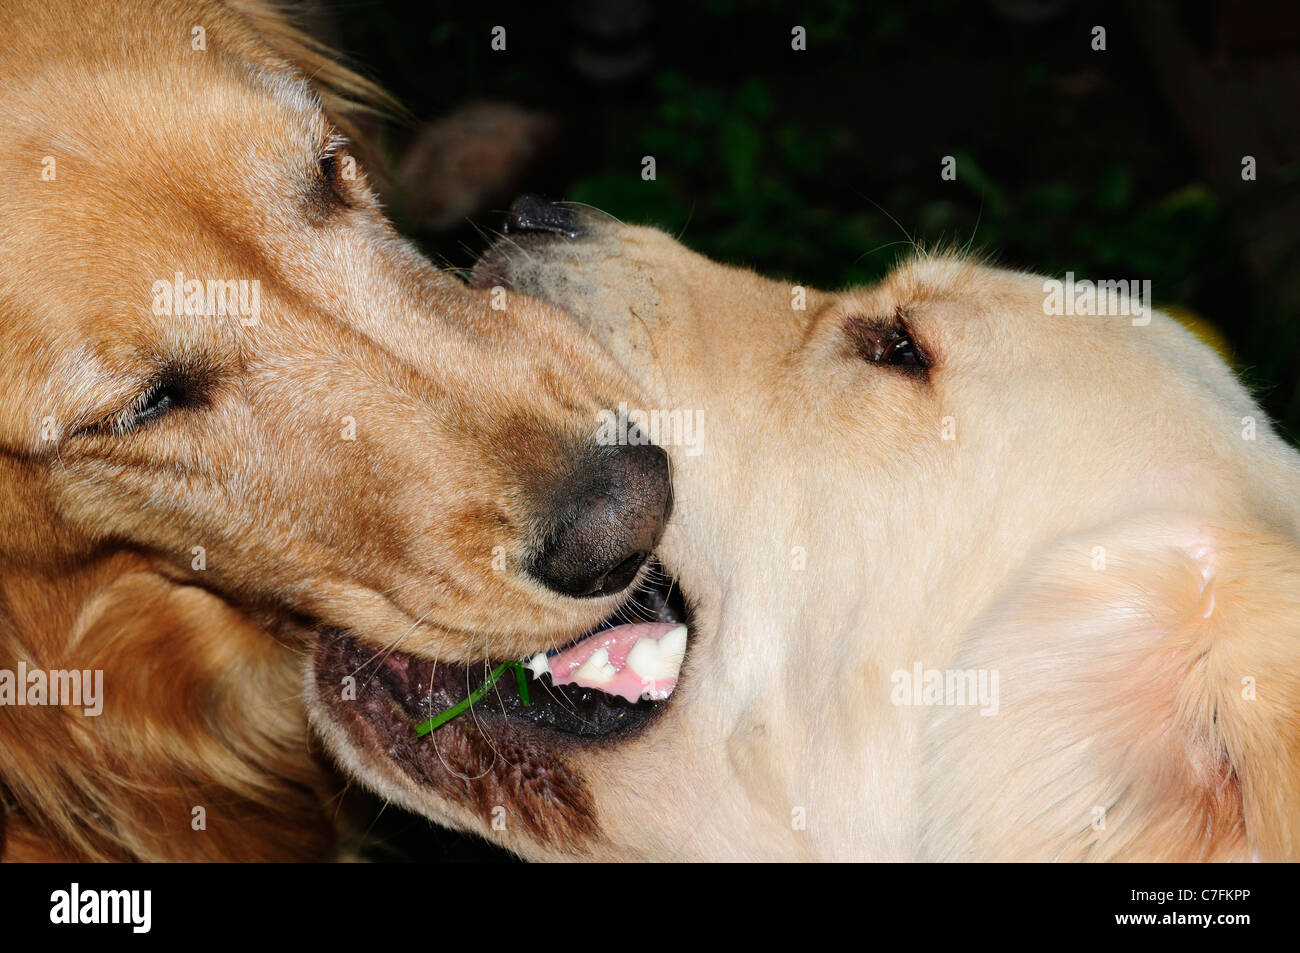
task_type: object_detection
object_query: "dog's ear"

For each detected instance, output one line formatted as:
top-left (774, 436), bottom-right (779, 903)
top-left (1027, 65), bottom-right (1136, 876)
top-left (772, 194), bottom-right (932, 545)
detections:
top-left (920, 514), bottom-right (1300, 861)
top-left (225, 1), bottom-right (398, 115)
top-left (224, 0), bottom-right (401, 170)
top-left (0, 563), bottom-right (339, 860)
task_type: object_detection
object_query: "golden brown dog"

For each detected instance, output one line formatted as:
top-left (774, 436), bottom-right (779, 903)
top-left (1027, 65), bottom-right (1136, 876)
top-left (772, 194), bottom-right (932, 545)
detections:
top-left (0, 3), bottom-right (673, 860)
top-left (8, 1), bottom-right (1298, 864)
top-left (314, 201), bottom-right (1300, 861)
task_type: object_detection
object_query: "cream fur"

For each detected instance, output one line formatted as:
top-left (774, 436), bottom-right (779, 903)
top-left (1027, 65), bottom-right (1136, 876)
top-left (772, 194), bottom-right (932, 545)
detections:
top-left (417, 222), bottom-right (1300, 861)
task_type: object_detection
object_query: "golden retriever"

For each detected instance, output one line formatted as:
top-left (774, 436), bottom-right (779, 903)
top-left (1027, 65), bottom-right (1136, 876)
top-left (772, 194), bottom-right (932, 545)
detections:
top-left (0, 3), bottom-right (671, 860)
top-left (8, 0), bottom-right (1297, 865)
top-left (312, 199), bottom-right (1300, 861)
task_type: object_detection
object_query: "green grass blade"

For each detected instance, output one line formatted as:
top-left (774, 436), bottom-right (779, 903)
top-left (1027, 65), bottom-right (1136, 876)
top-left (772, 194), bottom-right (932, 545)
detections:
top-left (413, 661), bottom-right (511, 738)
top-left (413, 659), bottom-right (535, 737)
top-left (513, 661), bottom-right (530, 706)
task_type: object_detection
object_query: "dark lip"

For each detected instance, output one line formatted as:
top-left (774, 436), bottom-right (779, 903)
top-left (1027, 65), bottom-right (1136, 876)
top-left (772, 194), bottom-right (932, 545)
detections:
top-left (308, 565), bottom-right (690, 835)
top-left (313, 562), bottom-right (690, 746)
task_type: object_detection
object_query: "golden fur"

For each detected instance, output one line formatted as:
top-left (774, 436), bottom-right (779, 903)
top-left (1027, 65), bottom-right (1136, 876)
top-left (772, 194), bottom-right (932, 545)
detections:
top-left (0, 1), bottom-right (643, 860)
top-left (6, 1), bottom-right (1297, 863)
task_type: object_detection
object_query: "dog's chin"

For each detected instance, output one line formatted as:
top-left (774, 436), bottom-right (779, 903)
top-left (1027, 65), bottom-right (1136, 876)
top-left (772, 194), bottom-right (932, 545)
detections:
top-left (306, 563), bottom-right (692, 850)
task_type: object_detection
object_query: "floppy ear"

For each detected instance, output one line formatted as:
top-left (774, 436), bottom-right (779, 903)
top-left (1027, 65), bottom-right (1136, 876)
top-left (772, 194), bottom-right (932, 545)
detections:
top-left (919, 515), bottom-right (1300, 861)
top-left (224, 0), bottom-right (401, 186)
top-left (0, 562), bottom-right (339, 860)
top-left (225, 0), bottom-right (399, 119)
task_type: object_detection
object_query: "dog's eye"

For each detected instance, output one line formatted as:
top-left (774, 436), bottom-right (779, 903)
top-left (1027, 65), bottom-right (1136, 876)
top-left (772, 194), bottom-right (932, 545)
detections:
top-left (315, 134), bottom-right (354, 210)
top-left (881, 334), bottom-right (920, 367)
top-left (319, 152), bottom-right (342, 200)
top-left (320, 151), bottom-right (337, 185)
top-left (844, 315), bottom-right (931, 374)
top-left (132, 381), bottom-right (180, 428)
top-left (87, 375), bottom-right (199, 438)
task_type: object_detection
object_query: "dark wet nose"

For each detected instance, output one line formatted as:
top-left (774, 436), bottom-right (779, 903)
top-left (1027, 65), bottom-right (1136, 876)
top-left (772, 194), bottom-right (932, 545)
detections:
top-left (530, 444), bottom-right (671, 598)
top-left (504, 194), bottom-right (582, 238)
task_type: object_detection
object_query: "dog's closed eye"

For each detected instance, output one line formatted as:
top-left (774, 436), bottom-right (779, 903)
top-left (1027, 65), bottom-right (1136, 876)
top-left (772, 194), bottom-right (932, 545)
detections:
top-left (312, 131), bottom-right (356, 213)
top-left (844, 311), bottom-right (931, 376)
top-left (128, 380), bottom-right (184, 428)
top-left (80, 367), bottom-right (209, 438)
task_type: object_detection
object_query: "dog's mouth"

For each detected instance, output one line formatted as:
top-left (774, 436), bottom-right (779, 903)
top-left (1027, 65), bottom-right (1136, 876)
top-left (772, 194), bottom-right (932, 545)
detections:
top-left (311, 561), bottom-right (690, 809)
top-left (323, 562), bottom-right (688, 738)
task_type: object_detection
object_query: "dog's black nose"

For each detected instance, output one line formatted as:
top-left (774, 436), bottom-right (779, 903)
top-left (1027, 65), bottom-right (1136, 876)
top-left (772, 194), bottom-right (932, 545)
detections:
top-left (504, 194), bottom-right (582, 238)
top-left (530, 443), bottom-right (671, 598)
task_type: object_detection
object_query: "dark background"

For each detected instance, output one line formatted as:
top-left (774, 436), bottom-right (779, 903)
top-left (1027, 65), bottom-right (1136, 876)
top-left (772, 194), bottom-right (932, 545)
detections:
top-left (311, 0), bottom-right (1300, 445)
top-left (296, 0), bottom-right (1299, 857)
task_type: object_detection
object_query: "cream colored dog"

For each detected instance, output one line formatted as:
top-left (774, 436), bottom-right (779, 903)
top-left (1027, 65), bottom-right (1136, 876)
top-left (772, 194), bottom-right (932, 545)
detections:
top-left (330, 200), bottom-right (1300, 862)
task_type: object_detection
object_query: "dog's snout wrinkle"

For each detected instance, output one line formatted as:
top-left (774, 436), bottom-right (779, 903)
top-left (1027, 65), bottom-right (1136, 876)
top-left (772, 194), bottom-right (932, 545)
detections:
top-left (530, 443), bottom-right (671, 598)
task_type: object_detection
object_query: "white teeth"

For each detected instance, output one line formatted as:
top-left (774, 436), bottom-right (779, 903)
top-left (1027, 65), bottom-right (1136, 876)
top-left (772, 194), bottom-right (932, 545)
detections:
top-left (626, 624), bottom-right (688, 682)
top-left (659, 624), bottom-right (687, 668)
top-left (525, 653), bottom-right (551, 679)
top-left (572, 647), bottom-right (617, 685)
top-left (625, 636), bottom-right (667, 680)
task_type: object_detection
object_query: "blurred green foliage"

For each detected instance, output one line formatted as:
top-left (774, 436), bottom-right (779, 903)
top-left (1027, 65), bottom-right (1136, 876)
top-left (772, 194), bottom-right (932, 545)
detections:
top-left (569, 72), bottom-right (1232, 299)
top-left (344, 0), bottom-right (1299, 441)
